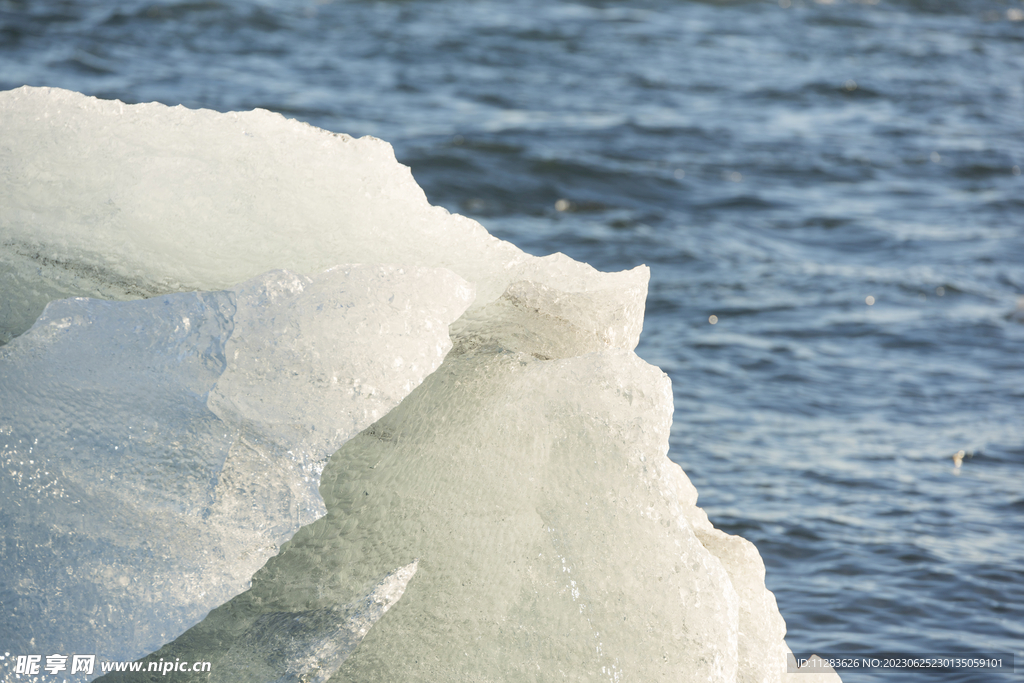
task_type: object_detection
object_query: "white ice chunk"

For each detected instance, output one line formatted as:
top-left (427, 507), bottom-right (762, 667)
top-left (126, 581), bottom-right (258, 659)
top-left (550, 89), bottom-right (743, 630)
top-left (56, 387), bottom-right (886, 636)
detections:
top-left (0, 87), bottom-right (837, 683)
top-left (0, 265), bottom-right (470, 667)
top-left (147, 290), bottom-right (822, 682)
top-left (0, 86), bottom-right (645, 347)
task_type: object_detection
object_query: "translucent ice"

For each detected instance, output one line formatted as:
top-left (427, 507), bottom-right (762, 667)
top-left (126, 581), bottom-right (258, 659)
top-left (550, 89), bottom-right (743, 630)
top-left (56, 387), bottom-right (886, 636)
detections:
top-left (220, 561), bottom-right (418, 683)
top-left (0, 87), bottom-right (839, 683)
top-left (0, 265), bottom-right (471, 666)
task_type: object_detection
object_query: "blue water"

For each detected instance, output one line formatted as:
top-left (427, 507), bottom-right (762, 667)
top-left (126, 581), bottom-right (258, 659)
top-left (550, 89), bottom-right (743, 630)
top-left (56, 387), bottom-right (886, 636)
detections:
top-left (2, 0), bottom-right (1023, 680)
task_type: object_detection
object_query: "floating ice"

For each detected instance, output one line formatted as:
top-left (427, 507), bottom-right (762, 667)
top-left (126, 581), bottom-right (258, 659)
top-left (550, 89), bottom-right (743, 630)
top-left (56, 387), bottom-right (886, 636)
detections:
top-left (0, 87), bottom-right (838, 682)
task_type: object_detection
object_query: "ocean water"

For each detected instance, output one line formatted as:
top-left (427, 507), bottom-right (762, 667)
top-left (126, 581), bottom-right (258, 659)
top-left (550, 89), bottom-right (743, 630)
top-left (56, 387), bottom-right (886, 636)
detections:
top-left (2, 0), bottom-right (1022, 681)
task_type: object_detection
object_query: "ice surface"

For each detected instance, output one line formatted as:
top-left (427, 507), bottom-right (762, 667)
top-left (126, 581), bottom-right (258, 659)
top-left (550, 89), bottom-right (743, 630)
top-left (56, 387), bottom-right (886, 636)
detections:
top-left (0, 265), bottom-right (471, 668)
top-left (140, 300), bottom-right (832, 683)
top-left (0, 87), bottom-right (838, 683)
top-left (0, 86), bottom-right (644, 346)
top-left (220, 561), bottom-right (418, 683)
